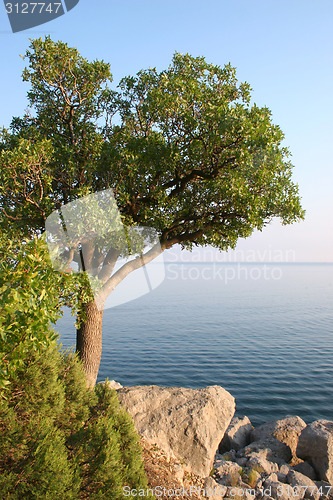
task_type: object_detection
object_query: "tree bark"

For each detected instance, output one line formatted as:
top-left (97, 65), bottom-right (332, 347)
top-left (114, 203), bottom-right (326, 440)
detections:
top-left (75, 243), bottom-right (164, 386)
top-left (76, 300), bottom-right (104, 388)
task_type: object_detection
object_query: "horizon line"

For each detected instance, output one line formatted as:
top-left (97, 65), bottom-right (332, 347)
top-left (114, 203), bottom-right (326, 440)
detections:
top-left (162, 261), bottom-right (333, 264)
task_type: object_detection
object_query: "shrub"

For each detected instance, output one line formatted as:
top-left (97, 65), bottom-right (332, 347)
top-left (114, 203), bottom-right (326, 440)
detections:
top-left (0, 342), bottom-right (151, 499)
top-left (0, 235), bottom-right (85, 390)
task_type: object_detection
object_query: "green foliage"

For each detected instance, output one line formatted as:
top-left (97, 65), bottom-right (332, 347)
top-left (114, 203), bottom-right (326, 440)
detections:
top-left (108, 52), bottom-right (305, 248)
top-left (0, 37), bottom-right (305, 386)
top-left (0, 137), bottom-right (54, 234)
top-left (0, 343), bottom-right (150, 499)
top-left (0, 235), bottom-right (92, 390)
top-left (0, 37), bottom-right (304, 252)
top-left (75, 383), bottom-right (150, 498)
top-left (0, 230), bottom-right (149, 498)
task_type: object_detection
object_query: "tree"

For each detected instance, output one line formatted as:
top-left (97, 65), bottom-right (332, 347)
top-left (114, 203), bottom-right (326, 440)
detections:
top-left (0, 37), bottom-right (305, 386)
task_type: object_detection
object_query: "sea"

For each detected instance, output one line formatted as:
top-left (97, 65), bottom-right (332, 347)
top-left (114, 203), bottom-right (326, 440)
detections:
top-left (56, 262), bottom-right (333, 426)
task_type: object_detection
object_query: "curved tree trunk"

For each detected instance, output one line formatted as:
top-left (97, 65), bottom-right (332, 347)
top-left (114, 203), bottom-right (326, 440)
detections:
top-left (76, 300), bottom-right (104, 387)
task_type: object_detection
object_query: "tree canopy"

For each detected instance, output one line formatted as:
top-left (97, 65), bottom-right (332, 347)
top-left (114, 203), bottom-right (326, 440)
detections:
top-left (1, 37), bottom-right (304, 246)
top-left (0, 37), bottom-right (305, 385)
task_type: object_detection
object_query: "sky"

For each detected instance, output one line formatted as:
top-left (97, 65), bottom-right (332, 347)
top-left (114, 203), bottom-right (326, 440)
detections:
top-left (0, 0), bottom-right (332, 262)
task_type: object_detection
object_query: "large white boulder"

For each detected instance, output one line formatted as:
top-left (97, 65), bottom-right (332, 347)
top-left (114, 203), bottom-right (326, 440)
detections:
top-left (117, 384), bottom-right (235, 477)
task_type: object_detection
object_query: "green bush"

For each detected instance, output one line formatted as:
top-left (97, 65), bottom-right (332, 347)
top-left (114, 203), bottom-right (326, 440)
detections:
top-left (0, 342), bottom-right (151, 499)
top-left (0, 235), bottom-right (87, 390)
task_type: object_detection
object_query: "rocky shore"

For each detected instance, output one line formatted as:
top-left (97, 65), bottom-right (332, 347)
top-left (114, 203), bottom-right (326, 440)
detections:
top-left (103, 381), bottom-right (333, 499)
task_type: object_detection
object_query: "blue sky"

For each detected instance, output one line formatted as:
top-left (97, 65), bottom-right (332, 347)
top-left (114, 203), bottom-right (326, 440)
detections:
top-left (1, 0), bottom-right (332, 261)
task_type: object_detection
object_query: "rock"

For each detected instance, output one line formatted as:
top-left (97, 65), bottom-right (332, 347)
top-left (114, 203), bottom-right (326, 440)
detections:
top-left (265, 479), bottom-right (300, 500)
top-left (173, 463), bottom-right (184, 484)
top-left (219, 416), bottom-right (253, 452)
top-left (240, 481), bottom-right (256, 500)
top-left (297, 420), bottom-right (333, 484)
top-left (246, 451), bottom-right (279, 475)
top-left (221, 449), bottom-right (237, 461)
top-left (315, 481), bottom-right (333, 499)
top-left (244, 439), bottom-right (289, 464)
top-left (246, 437), bottom-right (291, 463)
top-left (204, 477), bottom-right (227, 498)
top-left (98, 379), bottom-right (123, 389)
top-left (256, 477), bottom-right (264, 489)
top-left (287, 470), bottom-right (319, 500)
top-left (293, 462), bottom-right (317, 481)
top-left (224, 484), bottom-right (255, 500)
top-left (117, 384), bottom-right (235, 477)
top-left (244, 469), bottom-right (261, 488)
top-left (215, 460), bottom-right (241, 473)
top-left (140, 437), bottom-right (204, 496)
top-left (244, 488), bottom-right (256, 500)
top-left (277, 472), bottom-right (288, 483)
top-left (236, 457), bottom-right (248, 467)
top-left (266, 473), bottom-right (279, 483)
top-left (251, 416), bottom-right (306, 464)
top-left (280, 464), bottom-right (291, 475)
top-left (215, 461), bottom-right (242, 486)
top-left (244, 445), bottom-right (271, 459)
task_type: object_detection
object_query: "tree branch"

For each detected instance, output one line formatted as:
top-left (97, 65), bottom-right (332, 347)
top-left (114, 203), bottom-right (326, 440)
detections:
top-left (97, 247), bottom-right (119, 284)
top-left (95, 242), bottom-right (164, 309)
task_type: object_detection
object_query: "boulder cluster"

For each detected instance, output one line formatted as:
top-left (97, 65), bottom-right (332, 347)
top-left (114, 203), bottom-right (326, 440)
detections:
top-left (103, 381), bottom-right (333, 499)
top-left (209, 416), bottom-right (333, 500)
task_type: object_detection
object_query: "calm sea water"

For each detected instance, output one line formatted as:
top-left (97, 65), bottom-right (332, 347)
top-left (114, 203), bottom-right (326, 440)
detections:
top-left (56, 263), bottom-right (333, 426)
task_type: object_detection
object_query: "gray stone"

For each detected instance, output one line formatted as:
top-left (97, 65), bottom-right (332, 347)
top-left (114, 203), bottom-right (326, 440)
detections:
top-left (293, 462), bottom-right (317, 481)
top-left (220, 416), bottom-right (253, 452)
top-left (117, 384), bottom-right (235, 477)
top-left (252, 416), bottom-right (306, 463)
top-left (236, 457), bottom-right (248, 467)
top-left (280, 464), bottom-right (291, 475)
top-left (246, 451), bottom-right (279, 475)
top-left (256, 477), bottom-right (263, 489)
top-left (286, 470), bottom-right (319, 500)
top-left (244, 439), bottom-right (288, 465)
top-left (277, 472), bottom-right (288, 483)
top-left (240, 482), bottom-right (256, 500)
top-left (215, 461), bottom-right (242, 486)
top-left (263, 478), bottom-right (300, 500)
top-left (98, 379), bottom-right (123, 389)
top-left (204, 477), bottom-right (227, 498)
top-left (297, 420), bottom-right (333, 484)
top-left (222, 450), bottom-right (237, 461)
top-left (224, 484), bottom-right (255, 500)
top-left (215, 460), bottom-right (240, 471)
top-left (245, 438), bottom-right (291, 464)
top-left (266, 473), bottom-right (279, 483)
top-left (315, 481), bottom-right (333, 499)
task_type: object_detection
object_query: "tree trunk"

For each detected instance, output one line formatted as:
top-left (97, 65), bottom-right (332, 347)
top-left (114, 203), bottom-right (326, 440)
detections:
top-left (76, 300), bottom-right (104, 388)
